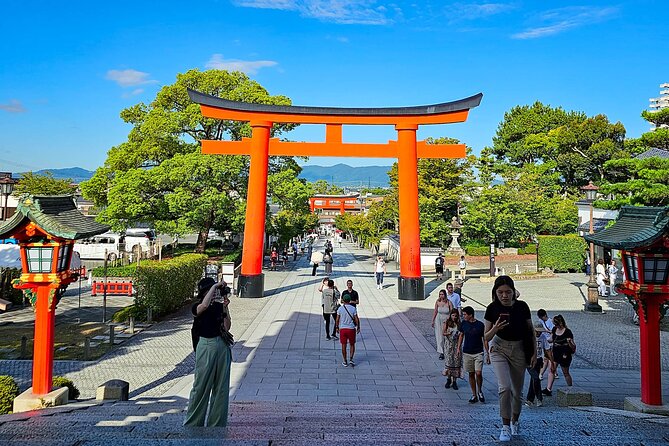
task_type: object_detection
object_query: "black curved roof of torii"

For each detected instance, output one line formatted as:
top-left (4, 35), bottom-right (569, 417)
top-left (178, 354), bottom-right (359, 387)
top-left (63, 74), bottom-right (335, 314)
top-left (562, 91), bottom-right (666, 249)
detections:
top-left (187, 89), bottom-right (483, 116)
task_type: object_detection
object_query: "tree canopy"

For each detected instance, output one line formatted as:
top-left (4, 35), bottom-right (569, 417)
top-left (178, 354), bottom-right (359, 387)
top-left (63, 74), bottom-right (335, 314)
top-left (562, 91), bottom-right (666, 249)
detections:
top-left (81, 69), bottom-right (299, 252)
top-left (14, 172), bottom-right (77, 196)
top-left (598, 108), bottom-right (669, 208)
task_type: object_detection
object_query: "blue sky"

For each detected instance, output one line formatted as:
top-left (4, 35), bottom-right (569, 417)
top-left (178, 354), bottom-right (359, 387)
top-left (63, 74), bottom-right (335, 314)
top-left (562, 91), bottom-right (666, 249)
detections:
top-left (1, 0), bottom-right (667, 171)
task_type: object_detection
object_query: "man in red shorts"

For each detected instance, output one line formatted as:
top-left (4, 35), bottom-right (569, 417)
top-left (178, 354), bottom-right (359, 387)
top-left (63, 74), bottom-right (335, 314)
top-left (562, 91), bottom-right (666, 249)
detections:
top-left (335, 294), bottom-right (361, 367)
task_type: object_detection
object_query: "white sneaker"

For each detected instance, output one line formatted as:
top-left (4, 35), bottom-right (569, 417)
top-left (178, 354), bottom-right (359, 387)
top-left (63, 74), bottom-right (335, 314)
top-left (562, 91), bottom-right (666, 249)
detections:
top-left (499, 426), bottom-right (511, 442)
top-left (511, 421), bottom-right (520, 435)
top-left (536, 399), bottom-right (543, 407)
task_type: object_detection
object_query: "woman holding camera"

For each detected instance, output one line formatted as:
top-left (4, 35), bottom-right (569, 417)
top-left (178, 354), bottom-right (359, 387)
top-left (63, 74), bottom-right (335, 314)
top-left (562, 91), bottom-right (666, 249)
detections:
top-left (484, 275), bottom-right (535, 442)
top-left (184, 277), bottom-right (232, 427)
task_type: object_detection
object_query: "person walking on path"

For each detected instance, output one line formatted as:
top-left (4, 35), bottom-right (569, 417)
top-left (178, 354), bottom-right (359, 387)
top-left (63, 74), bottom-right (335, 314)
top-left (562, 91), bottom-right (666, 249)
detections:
top-left (458, 306), bottom-right (489, 403)
top-left (323, 251), bottom-right (334, 274)
top-left (537, 309), bottom-right (557, 382)
top-left (431, 289), bottom-right (453, 360)
top-left (435, 253), bottom-right (445, 280)
top-left (311, 250), bottom-right (323, 276)
top-left (596, 258), bottom-right (608, 297)
top-left (458, 255), bottom-right (467, 281)
top-left (607, 259), bottom-right (619, 296)
top-left (526, 321), bottom-right (549, 407)
top-left (542, 314), bottom-right (575, 396)
top-left (335, 293), bottom-right (360, 367)
top-left (374, 255), bottom-right (387, 289)
top-left (341, 279), bottom-right (359, 306)
top-left (443, 308), bottom-right (463, 390)
top-left (484, 275), bottom-right (536, 442)
top-left (321, 279), bottom-right (340, 340)
top-left (184, 278), bottom-right (232, 427)
top-left (446, 282), bottom-right (464, 316)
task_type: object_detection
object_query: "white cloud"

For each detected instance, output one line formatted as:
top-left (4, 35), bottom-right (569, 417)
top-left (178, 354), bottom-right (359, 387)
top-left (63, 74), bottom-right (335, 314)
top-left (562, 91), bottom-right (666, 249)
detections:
top-left (232, 0), bottom-right (395, 25)
top-left (205, 54), bottom-right (278, 75)
top-left (0, 99), bottom-right (26, 113)
top-left (448, 2), bottom-right (515, 21)
top-left (512, 6), bottom-right (618, 39)
top-left (105, 69), bottom-right (157, 87)
top-left (122, 88), bottom-right (145, 98)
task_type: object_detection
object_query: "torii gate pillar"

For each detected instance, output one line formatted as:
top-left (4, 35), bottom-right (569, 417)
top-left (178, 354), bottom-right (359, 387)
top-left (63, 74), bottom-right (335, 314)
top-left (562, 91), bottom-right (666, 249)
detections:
top-left (396, 124), bottom-right (423, 299)
top-left (238, 122), bottom-right (271, 297)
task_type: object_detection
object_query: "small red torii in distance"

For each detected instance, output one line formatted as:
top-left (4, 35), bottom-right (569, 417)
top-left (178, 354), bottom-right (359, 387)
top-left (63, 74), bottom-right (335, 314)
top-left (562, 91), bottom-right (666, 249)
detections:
top-left (188, 89), bottom-right (482, 300)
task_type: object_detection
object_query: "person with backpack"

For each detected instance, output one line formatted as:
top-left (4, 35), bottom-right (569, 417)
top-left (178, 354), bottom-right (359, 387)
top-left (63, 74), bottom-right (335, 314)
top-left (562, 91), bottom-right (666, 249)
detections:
top-left (184, 278), bottom-right (232, 427)
top-left (336, 293), bottom-right (360, 366)
top-left (435, 253), bottom-right (445, 280)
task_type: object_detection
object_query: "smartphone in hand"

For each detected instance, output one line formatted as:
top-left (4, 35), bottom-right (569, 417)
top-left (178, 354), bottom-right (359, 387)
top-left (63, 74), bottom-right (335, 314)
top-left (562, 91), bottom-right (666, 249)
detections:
top-left (498, 313), bottom-right (510, 324)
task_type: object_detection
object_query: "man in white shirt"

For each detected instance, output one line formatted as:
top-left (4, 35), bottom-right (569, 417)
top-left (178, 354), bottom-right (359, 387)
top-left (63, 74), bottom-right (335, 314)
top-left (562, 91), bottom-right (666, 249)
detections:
top-left (335, 294), bottom-right (360, 367)
top-left (446, 283), bottom-right (462, 315)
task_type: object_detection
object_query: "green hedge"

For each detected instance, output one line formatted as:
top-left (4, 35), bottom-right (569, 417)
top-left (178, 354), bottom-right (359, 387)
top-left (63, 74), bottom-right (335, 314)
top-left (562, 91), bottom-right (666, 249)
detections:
top-left (518, 245), bottom-right (537, 255)
top-left (134, 254), bottom-right (208, 317)
top-left (90, 264), bottom-right (137, 278)
top-left (0, 375), bottom-right (19, 414)
top-left (465, 245), bottom-right (491, 256)
top-left (537, 235), bottom-right (586, 272)
top-left (52, 376), bottom-right (80, 400)
top-left (1, 269), bottom-right (24, 305)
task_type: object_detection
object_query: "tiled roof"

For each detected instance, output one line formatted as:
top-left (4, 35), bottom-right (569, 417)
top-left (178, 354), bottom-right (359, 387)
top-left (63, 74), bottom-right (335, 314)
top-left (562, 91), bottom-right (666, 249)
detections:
top-left (584, 206), bottom-right (669, 250)
top-left (635, 148), bottom-right (669, 159)
top-left (0, 195), bottom-right (110, 240)
top-left (578, 218), bottom-right (613, 233)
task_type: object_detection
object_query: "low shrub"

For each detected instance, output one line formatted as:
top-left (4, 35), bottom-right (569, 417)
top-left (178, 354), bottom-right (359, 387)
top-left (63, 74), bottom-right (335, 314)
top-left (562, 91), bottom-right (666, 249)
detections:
top-left (112, 304), bottom-right (146, 323)
top-left (52, 376), bottom-right (80, 400)
top-left (537, 235), bottom-right (586, 272)
top-left (465, 245), bottom-right (491, 256)
top-left (518, 244), bottom-right (537, 255)
top-left (134, 254), bottom-right (208, 318)
top-left (0, 375), bottom-right (19, 414)
top-left (90, 264), bottom-right (137, 278)
top-left (1, 269), bottom-right (24, 305)
top-left (219, 249), bottom-right (242, 264)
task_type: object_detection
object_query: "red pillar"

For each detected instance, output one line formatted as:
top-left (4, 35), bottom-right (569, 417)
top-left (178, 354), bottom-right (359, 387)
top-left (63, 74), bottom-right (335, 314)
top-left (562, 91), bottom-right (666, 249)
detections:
top-left (638, 294), bottom-right (663, 405)
top-left (395, 124), bottom-right (424, 300)
top-left (32, 286), bottom-right (56, 395)
top-left (239, 121), bottom-right (271, 297)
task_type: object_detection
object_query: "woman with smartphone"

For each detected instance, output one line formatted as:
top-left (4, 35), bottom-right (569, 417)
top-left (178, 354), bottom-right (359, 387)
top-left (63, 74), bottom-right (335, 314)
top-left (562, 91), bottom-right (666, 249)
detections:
top-left (184, 277), bottom-right (233, 427)
top-left (483, 276), bottom-right (535, 442)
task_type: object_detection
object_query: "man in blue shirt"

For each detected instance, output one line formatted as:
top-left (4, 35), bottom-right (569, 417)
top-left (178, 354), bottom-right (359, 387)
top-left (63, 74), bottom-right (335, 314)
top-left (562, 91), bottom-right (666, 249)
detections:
top-left (458, 306), bottom-right (489, 403)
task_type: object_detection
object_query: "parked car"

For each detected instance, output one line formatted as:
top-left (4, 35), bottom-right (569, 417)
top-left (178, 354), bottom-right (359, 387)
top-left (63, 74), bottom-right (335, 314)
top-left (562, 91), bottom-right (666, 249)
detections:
top-left (74, 232), bottom-right (124, 261)
top-left (124, 228), bottom-right (157, 254)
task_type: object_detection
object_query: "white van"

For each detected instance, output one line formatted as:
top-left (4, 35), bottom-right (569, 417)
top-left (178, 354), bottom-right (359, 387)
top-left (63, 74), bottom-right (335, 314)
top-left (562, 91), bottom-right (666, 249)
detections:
top-left (74, 232), bottom-right (124, 261)
top-left (124, 228), bottom-right (157, 254)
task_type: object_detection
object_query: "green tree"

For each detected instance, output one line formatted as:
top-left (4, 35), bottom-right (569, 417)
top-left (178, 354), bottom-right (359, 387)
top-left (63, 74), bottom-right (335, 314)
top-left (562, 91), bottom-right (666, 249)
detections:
top-left (387, 137), bottom-right (476, 246)
top-left (81, 69), bottom-right (297, 253)
top-left (311, 179), bottom-right (344, 195)
top-left (14, 172), bottom-right (77, 196)
top-left (598, 108), bottom-right (669, 208)
top-left (491, 101), bottom-right (632, 191)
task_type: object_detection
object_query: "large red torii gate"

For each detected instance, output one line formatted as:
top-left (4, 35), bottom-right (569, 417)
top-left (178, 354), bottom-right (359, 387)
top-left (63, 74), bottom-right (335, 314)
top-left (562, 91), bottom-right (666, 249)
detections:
top-left (188, 89), bottom-right (482, 300)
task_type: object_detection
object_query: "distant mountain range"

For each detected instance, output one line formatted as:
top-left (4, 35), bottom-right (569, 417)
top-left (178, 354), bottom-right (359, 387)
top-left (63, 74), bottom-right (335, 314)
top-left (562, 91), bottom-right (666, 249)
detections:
top-left (299, 164), bottom-right (391, 187)
top-left (16, 164), bottom-right (392, 187)
top-left (14, 167), bottom-right (95, 184)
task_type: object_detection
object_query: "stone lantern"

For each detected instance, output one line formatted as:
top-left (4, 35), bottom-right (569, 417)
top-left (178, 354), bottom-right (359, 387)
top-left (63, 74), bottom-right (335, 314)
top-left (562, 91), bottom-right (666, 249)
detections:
top-left (0, 195), bottom-right (109, 411)
top-left (585, 206), bottom-right (669, 412)
top-left (446, 216), bottom-right (465, 256)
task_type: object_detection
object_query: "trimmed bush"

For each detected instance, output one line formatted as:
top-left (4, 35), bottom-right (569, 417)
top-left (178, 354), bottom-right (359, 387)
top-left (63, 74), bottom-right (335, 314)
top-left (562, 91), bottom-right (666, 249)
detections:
top-left (1, 269), bottom-right (24, 305)
top-left (0, 375), bottom-right (19, 414)
top-left (134, 254), bottom-right (208, 317)
top-left (465, 245), bottom-right (491, 256)
top-left (219, 249), bottom-right (242, 264)
top-left (112, 304), bottom-right (146, 323)
top-left (91, 264), bottom-right (137, 278)
top-left (537, 235), bottom-right (586, 272)
top-left (52, 376), bottom-right (80, 400)
top-left (518, 244), bottom-right (537, 255)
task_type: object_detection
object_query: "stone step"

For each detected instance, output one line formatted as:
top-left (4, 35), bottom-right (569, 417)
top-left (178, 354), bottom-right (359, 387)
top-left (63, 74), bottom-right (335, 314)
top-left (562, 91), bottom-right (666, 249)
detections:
top-left (2, 399), bottom-right (668, 445)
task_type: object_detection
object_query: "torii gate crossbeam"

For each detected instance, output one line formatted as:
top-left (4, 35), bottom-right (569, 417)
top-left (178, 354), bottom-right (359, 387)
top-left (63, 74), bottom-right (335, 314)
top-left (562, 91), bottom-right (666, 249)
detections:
top-left (188, 89), bottom-right (482, 300)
